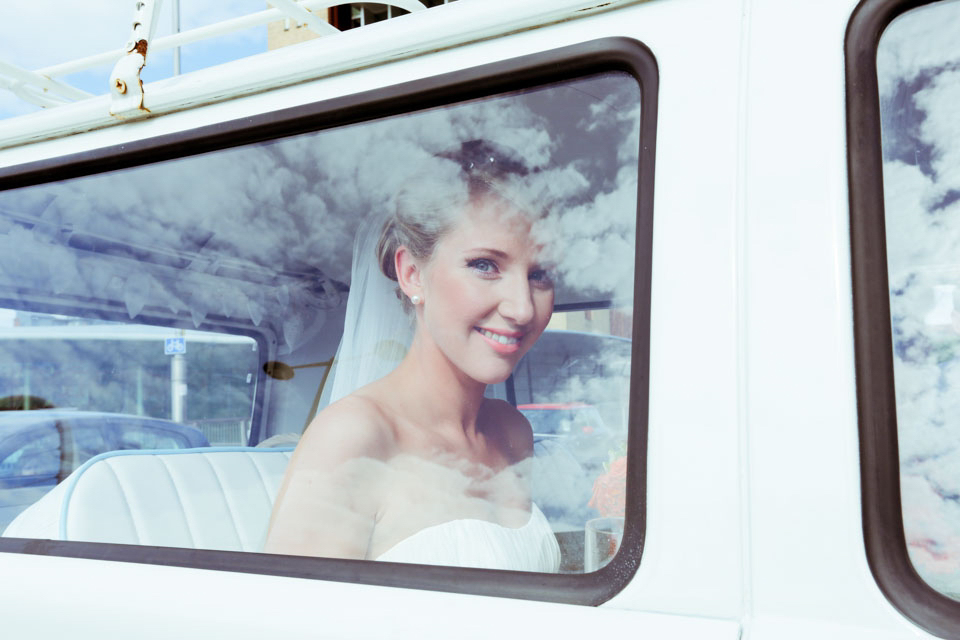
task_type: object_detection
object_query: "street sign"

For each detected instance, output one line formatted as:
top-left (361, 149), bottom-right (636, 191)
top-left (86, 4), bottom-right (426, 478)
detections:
top-left (164, 336), bottom-right (186, 355)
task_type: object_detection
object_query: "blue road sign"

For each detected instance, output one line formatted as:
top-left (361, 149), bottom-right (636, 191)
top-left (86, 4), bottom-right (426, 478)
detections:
top-left (164, 337), bottom-right (186, 355)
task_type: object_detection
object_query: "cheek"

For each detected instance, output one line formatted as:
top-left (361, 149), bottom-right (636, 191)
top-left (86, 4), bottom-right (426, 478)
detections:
top-left (425, 271), bottom-right (484, 326)
top-left (435, 272), bottom-right (468, 307)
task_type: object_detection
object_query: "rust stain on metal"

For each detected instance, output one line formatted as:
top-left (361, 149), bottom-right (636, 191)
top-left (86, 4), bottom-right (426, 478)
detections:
top-left (134, 39), bottom-right (148, 57)
top-left (114, 79), bottom-right (127, 94)
top-left (137, 78), bottom-right (150, 112)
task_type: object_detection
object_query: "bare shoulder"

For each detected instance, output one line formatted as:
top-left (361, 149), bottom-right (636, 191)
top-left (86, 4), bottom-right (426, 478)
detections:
top-left (291, 393), bottom-right (397, 468)
top-left (266, 393), bottom-right (393, 558)
top-left (480, 398), bottom-right (534, 464)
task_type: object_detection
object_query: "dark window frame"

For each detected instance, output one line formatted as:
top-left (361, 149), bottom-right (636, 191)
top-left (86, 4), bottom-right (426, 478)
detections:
top-left (0, 37), bottom-right (658, 606)
top-left (847, 0), bottom-right (960, 634)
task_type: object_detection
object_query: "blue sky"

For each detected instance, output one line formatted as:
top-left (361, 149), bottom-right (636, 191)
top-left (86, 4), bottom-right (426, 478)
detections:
top-left (0, 0), bottom-right (269, 120)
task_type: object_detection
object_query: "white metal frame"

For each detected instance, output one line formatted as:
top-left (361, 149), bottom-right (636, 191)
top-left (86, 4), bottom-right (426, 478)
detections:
top-left (0, 1), bottom-right (429, 115)
top-left (0, 0), bottom-right (643, 153)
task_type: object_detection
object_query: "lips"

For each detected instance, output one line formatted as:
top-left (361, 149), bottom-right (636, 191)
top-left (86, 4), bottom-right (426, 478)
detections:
top-left (475, 327), bottom-right (524, 354)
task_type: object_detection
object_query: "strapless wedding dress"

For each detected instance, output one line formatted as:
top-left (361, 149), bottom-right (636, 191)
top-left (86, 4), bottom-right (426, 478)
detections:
top-left (375, 504), bottom-right (560, 572)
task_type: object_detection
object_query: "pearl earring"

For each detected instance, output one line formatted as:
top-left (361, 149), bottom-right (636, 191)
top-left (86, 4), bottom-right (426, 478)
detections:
top-left (411, 295), bottom-right (422, 305)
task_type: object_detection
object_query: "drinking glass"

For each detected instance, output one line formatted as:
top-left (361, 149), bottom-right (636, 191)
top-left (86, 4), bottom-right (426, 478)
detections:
top-left (584, 516), bottom-right (624, 572)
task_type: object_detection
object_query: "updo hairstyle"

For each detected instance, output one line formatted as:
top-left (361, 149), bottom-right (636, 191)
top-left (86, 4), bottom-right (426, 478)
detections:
top-left (376, 141), bottom-right (533, 310)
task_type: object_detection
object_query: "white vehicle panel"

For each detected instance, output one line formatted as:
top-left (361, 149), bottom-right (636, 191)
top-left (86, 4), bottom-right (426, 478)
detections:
top-left (0, 0), bottom-right (956, 637)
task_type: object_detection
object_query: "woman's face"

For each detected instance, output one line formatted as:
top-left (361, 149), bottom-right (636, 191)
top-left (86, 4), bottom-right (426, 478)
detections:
top-left (414, 202), bottom-right (554, 385)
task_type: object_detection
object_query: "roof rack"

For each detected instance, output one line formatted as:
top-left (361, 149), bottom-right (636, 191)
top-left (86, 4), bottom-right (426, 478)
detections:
top-left (0, 0), bottom-right (634, 153)
top-left (0, 1), bottom-right (433, 118)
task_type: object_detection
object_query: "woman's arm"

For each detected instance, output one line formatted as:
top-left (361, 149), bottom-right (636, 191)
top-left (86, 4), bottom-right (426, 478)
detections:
top-left (264, 397), bottom-right (392, 559)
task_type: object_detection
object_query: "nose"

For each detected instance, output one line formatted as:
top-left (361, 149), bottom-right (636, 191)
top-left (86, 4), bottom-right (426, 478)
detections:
top-left (498, 274), bottom-right (536, 326)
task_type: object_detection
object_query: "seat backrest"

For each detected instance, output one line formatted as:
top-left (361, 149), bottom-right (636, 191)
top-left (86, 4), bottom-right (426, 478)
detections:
top-left (2, 447), bottom-right (292, 552)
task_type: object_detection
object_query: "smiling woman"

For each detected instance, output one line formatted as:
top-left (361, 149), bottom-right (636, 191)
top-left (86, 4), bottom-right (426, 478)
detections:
top-left (265, 151), bottom-right (562, 568)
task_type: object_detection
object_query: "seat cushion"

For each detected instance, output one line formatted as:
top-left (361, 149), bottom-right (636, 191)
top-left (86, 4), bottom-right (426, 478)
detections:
top-left (3, 448), bottom-right (292, 552)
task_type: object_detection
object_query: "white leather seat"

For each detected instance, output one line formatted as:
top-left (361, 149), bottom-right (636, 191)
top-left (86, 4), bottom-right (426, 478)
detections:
top-left (2, 448), bottom-right (292, 552)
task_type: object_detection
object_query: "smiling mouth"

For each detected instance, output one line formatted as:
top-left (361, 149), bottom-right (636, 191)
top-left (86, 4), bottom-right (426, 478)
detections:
top-left (476, 327), bottom-right (522, 346)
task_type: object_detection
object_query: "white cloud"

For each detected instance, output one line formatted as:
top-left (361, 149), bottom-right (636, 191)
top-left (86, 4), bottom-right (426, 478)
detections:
top-left (916, 69), bottom-right (960, 190)
top-left (877, 0), bottom-right (960, 100)
top-left (880, 0), bottom-right (960, 592)
top-left (0, 75), bottom-right (642, 356)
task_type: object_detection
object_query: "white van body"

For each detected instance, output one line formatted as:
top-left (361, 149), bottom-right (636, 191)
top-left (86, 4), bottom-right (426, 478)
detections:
top-left (0, 0), bottom-right (954, 637)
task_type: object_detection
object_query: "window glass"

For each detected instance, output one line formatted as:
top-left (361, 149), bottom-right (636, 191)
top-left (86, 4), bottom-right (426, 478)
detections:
top-left (332, 1), bottom-right (454, 30)
top-left (0, 72), bottom-right (641, 576)
top-left (879, 0), bottom-right (960, 599)
top-left (0, 310), bottom-right (258, 529)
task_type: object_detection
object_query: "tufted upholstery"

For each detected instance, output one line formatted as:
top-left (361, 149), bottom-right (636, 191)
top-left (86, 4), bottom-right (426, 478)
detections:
top-left (2, 448), bottom-right (292, 552)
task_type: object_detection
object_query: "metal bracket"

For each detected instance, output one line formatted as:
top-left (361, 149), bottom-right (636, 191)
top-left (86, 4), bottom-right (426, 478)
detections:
top-left (109, 0), bottom-right (165, 118)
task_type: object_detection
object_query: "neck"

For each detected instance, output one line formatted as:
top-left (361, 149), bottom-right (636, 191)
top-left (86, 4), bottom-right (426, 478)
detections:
top-left (389, 331), bottom-right (488, 442)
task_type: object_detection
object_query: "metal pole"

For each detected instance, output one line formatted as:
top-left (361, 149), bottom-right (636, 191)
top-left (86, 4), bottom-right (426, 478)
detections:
top-left (23, 367), bottom-right (30, 410)
top-left (172, 0), bottom-right (181, 76)
top-left (171, 353), bottom-right (187, 422)
top-left (136, 366), bottom-right (144, 416)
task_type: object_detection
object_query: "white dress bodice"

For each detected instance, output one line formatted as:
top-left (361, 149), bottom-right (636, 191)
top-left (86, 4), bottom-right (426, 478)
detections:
top-left (375, 504), bottom-right (560, 572)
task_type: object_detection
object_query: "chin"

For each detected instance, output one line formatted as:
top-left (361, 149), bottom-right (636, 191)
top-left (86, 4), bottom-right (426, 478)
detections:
top-left (468, 363), bottom-right (518, 386)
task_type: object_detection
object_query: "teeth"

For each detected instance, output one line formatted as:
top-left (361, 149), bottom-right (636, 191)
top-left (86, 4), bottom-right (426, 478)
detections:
top-left (479, 329), bottom-right (519, 345)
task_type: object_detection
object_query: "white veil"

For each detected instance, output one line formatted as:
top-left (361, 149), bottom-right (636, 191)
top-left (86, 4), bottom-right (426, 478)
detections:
top-left (327, 215), bottom-right (414, 404)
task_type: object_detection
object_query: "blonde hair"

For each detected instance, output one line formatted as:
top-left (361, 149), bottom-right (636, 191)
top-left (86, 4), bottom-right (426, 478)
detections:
top-left (375, 142), bottom-right (540, 310)
top-left (376, 177), bottom-right (459, 283)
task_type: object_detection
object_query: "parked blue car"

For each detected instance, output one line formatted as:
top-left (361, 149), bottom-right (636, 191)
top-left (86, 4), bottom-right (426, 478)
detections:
top-left (0, 409), bottom-right (209, 531)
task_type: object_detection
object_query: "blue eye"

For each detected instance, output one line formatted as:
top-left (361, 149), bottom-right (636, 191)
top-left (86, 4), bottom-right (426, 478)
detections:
top-left (467, 258), bottom-right (498, 275)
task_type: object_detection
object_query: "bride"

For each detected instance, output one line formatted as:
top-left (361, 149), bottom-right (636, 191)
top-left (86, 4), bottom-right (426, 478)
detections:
top-left (265, 147), bottom-right (560, 571)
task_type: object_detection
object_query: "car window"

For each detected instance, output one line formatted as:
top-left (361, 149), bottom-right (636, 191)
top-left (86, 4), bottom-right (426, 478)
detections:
top-left (0, 427), bottom-right (59, 482)
top-left (876, 0), bottom-right (960, 601)
top-left (0, 311), bottom-right (254, 527)
top-left (0, 41), bottom-right (656, 603)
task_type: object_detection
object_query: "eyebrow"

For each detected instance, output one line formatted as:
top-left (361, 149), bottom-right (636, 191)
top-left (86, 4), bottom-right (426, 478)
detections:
top-left (468, 248), bottom-right (509, 258)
